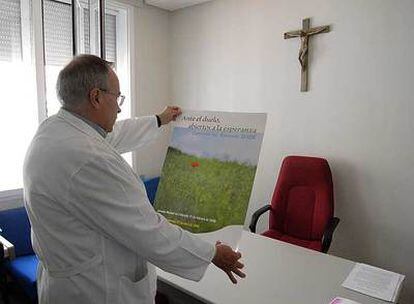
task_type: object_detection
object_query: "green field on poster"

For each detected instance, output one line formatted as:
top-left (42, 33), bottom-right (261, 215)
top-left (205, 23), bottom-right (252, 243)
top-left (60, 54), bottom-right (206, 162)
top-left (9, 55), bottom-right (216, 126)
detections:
top-left (155, 147), bottom-right (256, 233)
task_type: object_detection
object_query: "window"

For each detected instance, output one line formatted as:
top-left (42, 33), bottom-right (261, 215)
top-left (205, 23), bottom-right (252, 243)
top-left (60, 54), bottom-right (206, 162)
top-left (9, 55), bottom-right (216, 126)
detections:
top-left (0, 0), bottom-right (134, 194)
top-left (0, 0), bottom-right (38, 192)
top-left (0, 0), bottom-right (23, 61)
top-left (43, 0), bottom-right (73, 116)
top-left (105, 2), bottom-right (132, 164)
top-left (44, 0), bottom-right (130, 120)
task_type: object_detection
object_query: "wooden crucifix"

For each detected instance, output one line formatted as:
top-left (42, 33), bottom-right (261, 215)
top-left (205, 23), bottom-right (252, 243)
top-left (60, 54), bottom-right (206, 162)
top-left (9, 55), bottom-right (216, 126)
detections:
top-left (284, 18), bottom-right (330, 92)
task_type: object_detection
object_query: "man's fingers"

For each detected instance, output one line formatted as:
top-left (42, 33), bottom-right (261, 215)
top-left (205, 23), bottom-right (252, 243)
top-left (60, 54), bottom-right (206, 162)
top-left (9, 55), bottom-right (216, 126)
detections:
top-left (226, 271), bottom-right (237, 284)
top-left (232, 268), bottom-right (246, 278)
top-left (170, 106), bottom-right (181, 112)
top-left (235, 261), bottom-right (244, 269)
top-left (212, 245), bottom-right (246, 284)
top-left (170, 107), bottom-right (181, 121)
top-left (158, 106), bottom-right (182, 125)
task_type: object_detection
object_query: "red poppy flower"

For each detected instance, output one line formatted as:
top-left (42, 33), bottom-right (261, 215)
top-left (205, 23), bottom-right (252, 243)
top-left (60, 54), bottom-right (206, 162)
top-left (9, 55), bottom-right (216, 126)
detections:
top-left (191, 161), bottom-right (200, 168)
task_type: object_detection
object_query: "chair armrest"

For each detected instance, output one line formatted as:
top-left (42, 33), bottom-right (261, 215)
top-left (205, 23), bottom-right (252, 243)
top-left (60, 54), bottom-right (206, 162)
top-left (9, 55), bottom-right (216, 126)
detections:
top-left (321, 217), bottom-right (340, 253)
top-left (0, 234), bottom-right (15, 260)
top-left (249, 204), bottom-right (271, 233)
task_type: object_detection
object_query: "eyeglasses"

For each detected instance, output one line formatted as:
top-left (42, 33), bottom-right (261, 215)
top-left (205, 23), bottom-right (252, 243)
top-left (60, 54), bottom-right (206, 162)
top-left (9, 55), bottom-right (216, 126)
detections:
top-left (99, 88), bottom-right (125, 107)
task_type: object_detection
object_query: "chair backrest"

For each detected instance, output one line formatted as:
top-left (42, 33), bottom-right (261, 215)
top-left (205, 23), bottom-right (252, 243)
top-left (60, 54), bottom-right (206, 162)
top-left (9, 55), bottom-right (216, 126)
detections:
top-left (0, 207), bottom-right (34, 256)
top-left (143, 177), bottom-right (160, 205)
top-left (269, 156), bottom-right (334, 241)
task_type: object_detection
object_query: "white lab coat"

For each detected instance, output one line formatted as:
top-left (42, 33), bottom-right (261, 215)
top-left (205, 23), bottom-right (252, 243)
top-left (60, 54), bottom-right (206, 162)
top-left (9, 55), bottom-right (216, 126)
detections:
top-left (23, 109), bottom-right (215, 304)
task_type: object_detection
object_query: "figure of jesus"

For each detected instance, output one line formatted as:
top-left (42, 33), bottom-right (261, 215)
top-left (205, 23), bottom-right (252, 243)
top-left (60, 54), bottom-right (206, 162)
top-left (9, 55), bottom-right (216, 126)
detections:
top-left (285, 25), bottom-right (329, 71)
top-left (298, 33), bottom-right (309, 70)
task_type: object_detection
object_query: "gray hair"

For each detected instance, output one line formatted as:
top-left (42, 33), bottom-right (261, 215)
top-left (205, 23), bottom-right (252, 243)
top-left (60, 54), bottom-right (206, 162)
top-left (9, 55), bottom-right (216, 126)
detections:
top-left (56, 54), bottom-right (112, 108)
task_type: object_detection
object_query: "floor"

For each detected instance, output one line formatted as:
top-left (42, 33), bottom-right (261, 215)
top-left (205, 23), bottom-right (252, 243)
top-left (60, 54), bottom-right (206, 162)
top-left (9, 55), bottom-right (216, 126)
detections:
top-left (0, 282), bottom-right (32, 304)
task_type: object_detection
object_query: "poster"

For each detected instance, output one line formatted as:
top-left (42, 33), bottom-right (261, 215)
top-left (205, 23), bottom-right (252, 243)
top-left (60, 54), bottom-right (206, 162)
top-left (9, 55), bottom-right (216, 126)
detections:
top-left (154, 110), bottom-right (267, 233)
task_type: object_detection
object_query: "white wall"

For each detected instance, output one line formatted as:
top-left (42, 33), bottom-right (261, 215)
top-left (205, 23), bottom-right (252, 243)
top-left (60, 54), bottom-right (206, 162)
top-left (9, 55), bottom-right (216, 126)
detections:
top-left (169, 0), bottom-right (414, 302)
top-left (133, 4), bottom-right (171, 177)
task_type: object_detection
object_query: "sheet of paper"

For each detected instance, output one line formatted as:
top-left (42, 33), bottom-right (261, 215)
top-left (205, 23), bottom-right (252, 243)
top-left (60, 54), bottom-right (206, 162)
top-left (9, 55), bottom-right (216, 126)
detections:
top-left (329, 297), bottom-right (361, 304)
top-left (342, 263), bottom-right (405, 302)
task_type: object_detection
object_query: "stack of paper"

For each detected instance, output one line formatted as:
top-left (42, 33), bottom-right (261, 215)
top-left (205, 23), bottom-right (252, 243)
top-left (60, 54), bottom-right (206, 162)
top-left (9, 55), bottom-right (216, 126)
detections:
top-left (342, 263), bottom-right (405, 302)
top-left (329, 297), bottom-right (361, 304)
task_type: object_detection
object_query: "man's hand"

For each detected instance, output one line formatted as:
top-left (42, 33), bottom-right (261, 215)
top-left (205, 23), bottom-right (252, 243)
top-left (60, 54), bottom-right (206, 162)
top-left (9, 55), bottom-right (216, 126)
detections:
top-left (212, 242), bottom-right (246, 284)
top-left (157, 106), bottom-right (182, 126)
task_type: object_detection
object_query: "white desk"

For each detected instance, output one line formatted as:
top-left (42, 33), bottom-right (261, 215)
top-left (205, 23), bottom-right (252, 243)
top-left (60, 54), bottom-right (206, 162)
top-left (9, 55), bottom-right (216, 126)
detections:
top-left (157, 226), bottom-right (402, 304)
top-left (0, 235), bottom-right (15, 259)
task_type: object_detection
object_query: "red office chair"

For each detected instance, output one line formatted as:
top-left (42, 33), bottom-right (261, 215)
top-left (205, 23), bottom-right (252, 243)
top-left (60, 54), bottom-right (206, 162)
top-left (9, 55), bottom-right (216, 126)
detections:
top-left (249, 156), bottom-right (339, 253)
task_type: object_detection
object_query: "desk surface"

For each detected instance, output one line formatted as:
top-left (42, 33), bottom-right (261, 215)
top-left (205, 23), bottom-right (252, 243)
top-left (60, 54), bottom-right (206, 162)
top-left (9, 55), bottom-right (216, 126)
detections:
top-left (0, 235), bottom-right (15, 259)
top-left (157, 226), bottom-right (399, 304)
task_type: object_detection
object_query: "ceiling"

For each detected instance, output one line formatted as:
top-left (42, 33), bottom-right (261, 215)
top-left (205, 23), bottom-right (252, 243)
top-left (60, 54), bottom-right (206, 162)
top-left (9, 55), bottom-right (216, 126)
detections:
top-left (145, 0), bottom-right (214, 11)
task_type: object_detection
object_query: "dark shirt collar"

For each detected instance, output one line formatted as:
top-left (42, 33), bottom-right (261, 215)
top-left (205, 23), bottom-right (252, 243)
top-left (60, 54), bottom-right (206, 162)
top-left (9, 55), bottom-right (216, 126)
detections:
top-left (64, 109), bottom-right (107, 138)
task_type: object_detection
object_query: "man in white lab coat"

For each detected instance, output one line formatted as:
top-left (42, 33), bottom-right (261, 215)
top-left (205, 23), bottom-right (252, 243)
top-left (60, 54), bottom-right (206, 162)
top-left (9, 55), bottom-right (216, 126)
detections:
top-left (23, 54), bottom-right (245, 304)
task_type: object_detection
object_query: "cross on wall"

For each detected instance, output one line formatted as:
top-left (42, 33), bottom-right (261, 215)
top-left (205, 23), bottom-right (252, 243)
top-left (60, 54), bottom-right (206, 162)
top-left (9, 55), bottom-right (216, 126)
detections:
top-left (284, 18), bottom-right (330, 92)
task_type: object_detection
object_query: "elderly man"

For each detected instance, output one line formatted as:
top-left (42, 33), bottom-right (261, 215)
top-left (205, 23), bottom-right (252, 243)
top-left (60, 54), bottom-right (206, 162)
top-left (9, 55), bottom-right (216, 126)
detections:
top-left (23, 54), bottom-right (245, 304)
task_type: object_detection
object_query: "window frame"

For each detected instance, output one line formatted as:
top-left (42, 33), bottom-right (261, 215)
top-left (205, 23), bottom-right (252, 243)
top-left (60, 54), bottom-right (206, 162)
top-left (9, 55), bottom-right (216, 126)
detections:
top-left (0, 0), bottom-right (45, 201)
top-left (0, 0), bottom-right (136, 201)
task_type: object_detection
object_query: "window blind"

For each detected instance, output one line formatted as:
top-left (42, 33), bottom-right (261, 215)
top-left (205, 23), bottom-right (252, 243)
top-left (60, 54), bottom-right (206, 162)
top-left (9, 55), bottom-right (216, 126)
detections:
top-left (43, 0), bottom-right (72, 66)
top-left (105, 13), bottom-right (116, 63)
top-left (0, 0), bottom-right (22, 61)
